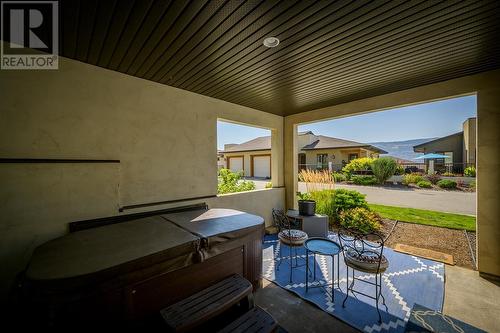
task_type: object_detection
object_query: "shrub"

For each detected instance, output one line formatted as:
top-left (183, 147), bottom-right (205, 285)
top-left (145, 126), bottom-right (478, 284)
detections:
top-left (402, 173), bottom-right (424, 185)
top-left (437, 179), bottom-right (457, 189)
top-left (306, 189), bottom-right (368, 222)
top-left (351, 175), bottom-right (378, 186)
top-left (371, 157), bottom-right (397, 184)
top-left (470, 180), bottom-right (476, 189)
top-left (417, 180), bottom-right (432, 188)
top-left (342, 157), bottom-right (375, 175)
top-left (425, 173), bottom-right (442, 184)
top-left (217, 169), bottom-right (256, 194)
top-left (331, 189), bottom-right (368, 217)
top-left (464, 166), bottom-right (476, 177)
top-left (265, 182), bottom-right (273, 189)
top-left (332, 172), bottom-right (347, 182)
top-left (442, 172), bottom-right (455, 177)
top-left (394, 164), bottom-right (405, 175)
top-left (338, 208), bottom-right (381, 233)
top-left (307, 190), bottom-right (336, 219)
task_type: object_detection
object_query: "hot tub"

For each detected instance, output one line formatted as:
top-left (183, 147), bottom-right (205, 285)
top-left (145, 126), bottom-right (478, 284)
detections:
top-left (19, 206), bottom-right (264, 328)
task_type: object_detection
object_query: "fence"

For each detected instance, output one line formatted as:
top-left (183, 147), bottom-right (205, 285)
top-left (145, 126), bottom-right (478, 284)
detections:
top-left (399, 162), bottom-right (475, 174)
top-left (298, 162), bottom-right (475, 175)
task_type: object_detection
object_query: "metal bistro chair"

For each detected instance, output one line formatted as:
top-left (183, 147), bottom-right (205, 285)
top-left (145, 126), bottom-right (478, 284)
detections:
top-left (272, 208), bottom-right (308, 282)
top-left (338, 228), bottom-right (389, 323)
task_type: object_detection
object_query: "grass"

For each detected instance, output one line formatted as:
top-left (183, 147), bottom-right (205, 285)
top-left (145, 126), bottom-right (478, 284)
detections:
top-left (369, 204), bottom-right (476, 231)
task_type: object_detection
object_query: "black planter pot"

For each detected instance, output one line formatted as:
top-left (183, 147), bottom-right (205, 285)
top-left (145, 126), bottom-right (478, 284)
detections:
top-left (298, 200), bottom-right (316, 216)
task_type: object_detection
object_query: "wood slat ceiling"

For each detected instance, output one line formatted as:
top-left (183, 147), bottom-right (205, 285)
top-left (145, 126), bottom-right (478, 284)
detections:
top-left (58, 0), bottom-right (500, 116)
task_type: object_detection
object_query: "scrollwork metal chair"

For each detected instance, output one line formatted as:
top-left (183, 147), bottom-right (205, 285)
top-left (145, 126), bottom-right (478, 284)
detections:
top-left (338, 228), bottom-right (389, 323)
top-left (272, 208), bottom-right (308, 282)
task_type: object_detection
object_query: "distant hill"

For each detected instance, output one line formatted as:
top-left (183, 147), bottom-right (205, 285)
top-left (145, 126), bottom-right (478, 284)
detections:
top-left (370, 138), bottom-right (437, 161)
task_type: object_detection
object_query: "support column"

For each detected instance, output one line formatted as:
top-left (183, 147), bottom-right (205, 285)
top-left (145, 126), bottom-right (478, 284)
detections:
top-left (284, 118), bottom-right (298, 209)
top-left (477, 89), bottom-right (500, 278)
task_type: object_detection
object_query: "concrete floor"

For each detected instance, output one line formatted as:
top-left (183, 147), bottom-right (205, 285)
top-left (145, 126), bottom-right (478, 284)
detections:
top-left (443, 265), bottom-right (500, 332)
top-left (255, 266), bottom-right (500, 333)
top-left (255, 279), bottom-right (359, 333)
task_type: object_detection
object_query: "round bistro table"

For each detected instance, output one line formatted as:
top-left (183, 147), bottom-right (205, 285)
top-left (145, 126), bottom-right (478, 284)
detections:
top-left (304, 237), bottom-right (342, 303)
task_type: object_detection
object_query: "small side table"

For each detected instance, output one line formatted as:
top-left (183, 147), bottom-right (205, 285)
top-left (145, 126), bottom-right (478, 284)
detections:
top-left (286, 209), bottom-right (329, 238)
top-left (304, 237), bottom-right (342, 303)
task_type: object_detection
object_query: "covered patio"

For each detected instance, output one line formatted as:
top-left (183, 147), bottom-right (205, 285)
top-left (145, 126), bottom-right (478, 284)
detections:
top-left (1, 0), bottom-right (499, 331)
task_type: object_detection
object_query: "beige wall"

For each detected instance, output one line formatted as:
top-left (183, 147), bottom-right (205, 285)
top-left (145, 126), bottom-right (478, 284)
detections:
top-left (302, 148), bottom-right (377, 169)
top-left (476, 90), bottom-right (500, 279)
top-left (463, 117), bottom-right (477, 165)
top-left (285, 69), bottom-right (500, 277)
top-left (0, 54), bottom-right (284, 301)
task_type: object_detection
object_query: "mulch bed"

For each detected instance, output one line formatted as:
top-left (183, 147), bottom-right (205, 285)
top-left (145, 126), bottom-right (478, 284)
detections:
top-left (383, 221), bottom-right (474, 269)
top-left (329, 218), bottom-right (474, 269)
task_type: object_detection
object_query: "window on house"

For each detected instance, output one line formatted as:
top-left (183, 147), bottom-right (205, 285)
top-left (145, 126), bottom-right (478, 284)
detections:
top-left (348, 153), bottom-right (358, 161)
top-left (317, 154), bottom-right (328, 169)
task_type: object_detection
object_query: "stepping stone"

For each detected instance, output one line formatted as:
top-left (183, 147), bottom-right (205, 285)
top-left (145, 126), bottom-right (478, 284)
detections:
top-left (394, 244), bottom-right (454, 265)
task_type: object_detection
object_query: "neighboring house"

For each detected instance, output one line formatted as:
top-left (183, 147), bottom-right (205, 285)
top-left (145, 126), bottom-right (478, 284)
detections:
top-left (221, 131), bottom-right (387, 178)
top-left (413, 117), bottom-right (476, 173)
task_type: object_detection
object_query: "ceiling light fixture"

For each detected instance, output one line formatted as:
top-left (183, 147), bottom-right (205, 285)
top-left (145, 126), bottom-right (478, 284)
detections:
top-left (263, 37), bottom-right (280, 48)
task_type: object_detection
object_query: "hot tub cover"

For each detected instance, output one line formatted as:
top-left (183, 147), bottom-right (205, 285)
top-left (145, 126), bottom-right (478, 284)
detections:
top-left (26, 216), bottom-right (200, 282)
top-left (160, 208), bottom-right (264, 248)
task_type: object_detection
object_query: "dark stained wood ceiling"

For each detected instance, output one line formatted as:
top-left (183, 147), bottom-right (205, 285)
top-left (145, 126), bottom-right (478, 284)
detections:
top-left (58, 0), bottom-right (500, 116)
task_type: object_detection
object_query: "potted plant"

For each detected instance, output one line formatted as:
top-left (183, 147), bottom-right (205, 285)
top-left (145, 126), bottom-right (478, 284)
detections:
top-left (297, 192), bottom-right (316, 216)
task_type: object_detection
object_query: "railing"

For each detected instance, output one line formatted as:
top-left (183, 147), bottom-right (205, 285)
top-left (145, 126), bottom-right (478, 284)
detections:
top-left (298, 163), bottom-right (345, 172)
top-left (298, 162), bottom-right (475, 175)
top-left (398, 162), bottom-right (475, 175)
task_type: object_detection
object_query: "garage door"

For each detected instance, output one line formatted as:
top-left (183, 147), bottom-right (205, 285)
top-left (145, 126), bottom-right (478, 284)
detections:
top-left (228, 157), bottom-right (243, 174)
top-left (252, 156), bottom-right (271, 178)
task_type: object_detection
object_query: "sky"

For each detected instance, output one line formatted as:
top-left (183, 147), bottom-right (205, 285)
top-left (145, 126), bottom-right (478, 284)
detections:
top-left (217, 95), bottom-right (476, 149)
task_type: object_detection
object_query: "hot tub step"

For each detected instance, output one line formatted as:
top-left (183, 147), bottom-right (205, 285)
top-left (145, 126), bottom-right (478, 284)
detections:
top-left (160, 274), bottom-right (253, 332)
top-left (217, 306), bottom-right (278, 333)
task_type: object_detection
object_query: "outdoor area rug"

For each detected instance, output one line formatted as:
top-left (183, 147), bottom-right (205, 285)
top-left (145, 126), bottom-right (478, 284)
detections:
top-left (262, 234), bottom-right (445, 333)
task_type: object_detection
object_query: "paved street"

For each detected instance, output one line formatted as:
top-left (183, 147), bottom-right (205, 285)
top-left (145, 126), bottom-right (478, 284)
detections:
top-left (250, 179), bottom-right (476, 216)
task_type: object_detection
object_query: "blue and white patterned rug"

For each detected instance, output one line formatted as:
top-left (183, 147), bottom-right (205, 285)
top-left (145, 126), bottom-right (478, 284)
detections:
top-left (262, 234), bottom-right (445, 333)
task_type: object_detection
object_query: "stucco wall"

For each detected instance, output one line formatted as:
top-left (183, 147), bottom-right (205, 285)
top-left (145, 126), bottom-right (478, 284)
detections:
top-left (416, 133), bottom-right (464, 164)
top-left (463, 118), bottom-right (477, 164)
top-left (303, 148), bottom-right (375, 169)
top-left (476, 89), bottom-right (500, 279)
top-left (284, 69), bottom-right (500, 278)
top-left (0, 55), bottom-right (284, 301)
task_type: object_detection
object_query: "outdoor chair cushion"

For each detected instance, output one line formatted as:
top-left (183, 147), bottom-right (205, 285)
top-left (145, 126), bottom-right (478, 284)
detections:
top-left (344, 249), bottom-right (389, 273)
top-left (278, 229), bottom-right (308, 246)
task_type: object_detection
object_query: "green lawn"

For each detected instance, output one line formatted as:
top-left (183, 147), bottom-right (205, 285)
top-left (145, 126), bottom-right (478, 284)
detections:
top-left (369, 204), bottom-right (476, 231)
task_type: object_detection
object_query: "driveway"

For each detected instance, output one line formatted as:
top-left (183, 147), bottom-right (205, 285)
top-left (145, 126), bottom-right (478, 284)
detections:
top-left (250, 179), bottom-right (476, 216)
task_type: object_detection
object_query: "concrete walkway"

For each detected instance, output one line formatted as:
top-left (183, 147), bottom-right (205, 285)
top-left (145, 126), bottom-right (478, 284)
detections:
top-left (250, 179), bottom-right (476, 215)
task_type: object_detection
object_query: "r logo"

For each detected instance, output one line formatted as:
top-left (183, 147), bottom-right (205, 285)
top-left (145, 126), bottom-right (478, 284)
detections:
top-left (1, 1), bottom-right (58, 69)
top-left (10, 8), bottom-right (48, 49)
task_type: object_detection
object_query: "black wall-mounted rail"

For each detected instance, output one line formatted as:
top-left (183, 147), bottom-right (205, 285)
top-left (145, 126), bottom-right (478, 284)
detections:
top-left (0, 158), bottom-right (120, 163)
top-left (119, 195), bottom-right (217, 212)
top-left (70, 203), bottom-right (209, 232)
